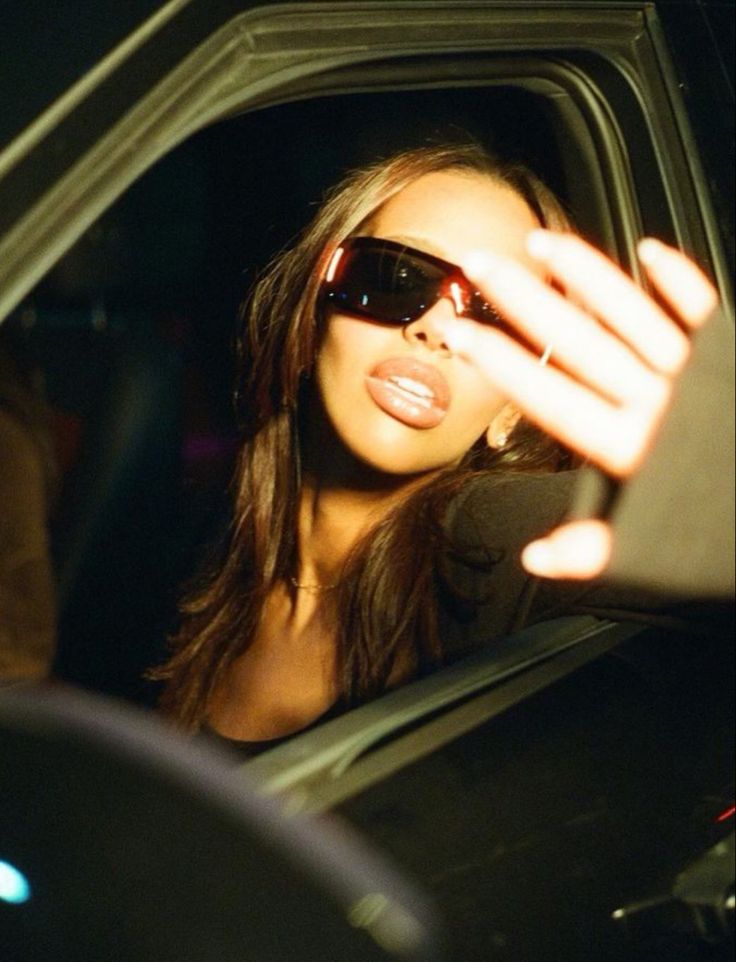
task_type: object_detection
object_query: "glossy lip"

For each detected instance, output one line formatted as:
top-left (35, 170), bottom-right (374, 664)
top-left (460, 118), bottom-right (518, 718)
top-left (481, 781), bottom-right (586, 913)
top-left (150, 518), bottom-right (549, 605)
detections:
top-left (365, 357), bottom-right (451, 429)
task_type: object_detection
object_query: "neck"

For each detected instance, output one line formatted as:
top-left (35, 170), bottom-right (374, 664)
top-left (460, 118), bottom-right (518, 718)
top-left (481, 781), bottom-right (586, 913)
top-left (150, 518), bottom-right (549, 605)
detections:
top-left (296, 471), bottom-right (409, 588)
top-left (295, 391), bottom-right (431, 587)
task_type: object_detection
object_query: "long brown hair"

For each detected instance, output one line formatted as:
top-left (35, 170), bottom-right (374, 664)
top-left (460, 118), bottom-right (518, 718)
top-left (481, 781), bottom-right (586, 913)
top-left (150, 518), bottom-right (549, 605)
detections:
top-left (151, 143), bottom-right (573, 729)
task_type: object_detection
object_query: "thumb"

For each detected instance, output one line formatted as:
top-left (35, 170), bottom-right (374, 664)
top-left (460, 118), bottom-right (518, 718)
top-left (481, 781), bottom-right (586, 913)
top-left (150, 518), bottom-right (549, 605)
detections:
top-left (521, 520), bottom-right (612, 580)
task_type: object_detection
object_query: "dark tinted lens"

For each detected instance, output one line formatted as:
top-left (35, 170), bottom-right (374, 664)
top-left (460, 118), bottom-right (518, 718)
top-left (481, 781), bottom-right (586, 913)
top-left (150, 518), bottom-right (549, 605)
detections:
top-left (467, 290), bottom-right (511, 330)
top-left (331, 245), bottom-right (445, 322)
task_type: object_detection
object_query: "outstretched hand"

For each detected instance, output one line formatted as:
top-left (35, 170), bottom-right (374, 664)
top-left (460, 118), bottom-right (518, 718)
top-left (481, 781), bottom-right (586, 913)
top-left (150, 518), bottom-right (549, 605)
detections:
top-left (446, 232), bottom-right (718, 580)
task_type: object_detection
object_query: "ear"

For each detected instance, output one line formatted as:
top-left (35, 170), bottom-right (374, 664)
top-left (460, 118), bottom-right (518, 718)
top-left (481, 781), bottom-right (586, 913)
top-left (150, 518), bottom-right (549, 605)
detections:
top-left (486, 403), bottom-right (522, 449)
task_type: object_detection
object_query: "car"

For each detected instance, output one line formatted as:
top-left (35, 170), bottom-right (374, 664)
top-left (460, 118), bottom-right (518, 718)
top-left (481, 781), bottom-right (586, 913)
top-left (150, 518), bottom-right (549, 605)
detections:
top-left (0, 2), bottom-right (733, 960)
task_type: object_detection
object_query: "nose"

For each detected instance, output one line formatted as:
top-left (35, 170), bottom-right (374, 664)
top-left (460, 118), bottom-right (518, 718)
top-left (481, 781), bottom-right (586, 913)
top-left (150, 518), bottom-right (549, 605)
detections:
top-left (403, 283), bottom-right (467, 353)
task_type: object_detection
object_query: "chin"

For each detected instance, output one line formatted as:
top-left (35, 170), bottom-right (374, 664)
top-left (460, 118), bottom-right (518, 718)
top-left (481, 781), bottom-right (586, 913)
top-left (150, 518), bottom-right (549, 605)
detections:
top-left (319, 401), bottom-right (472, 480)
top-left (345, 433), bottom-right (463, 479)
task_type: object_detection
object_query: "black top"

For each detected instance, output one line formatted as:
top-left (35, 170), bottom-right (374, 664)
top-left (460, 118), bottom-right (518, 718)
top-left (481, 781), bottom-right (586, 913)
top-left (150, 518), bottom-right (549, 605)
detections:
top-left (200, 700), bottom-right (345, 759)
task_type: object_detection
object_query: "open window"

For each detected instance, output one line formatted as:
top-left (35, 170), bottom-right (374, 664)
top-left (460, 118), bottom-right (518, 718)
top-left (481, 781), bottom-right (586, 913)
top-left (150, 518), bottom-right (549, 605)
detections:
top-left (0, 6), bottom-right (732, 959)
top-left (0, 3), bottom-right (729, 697)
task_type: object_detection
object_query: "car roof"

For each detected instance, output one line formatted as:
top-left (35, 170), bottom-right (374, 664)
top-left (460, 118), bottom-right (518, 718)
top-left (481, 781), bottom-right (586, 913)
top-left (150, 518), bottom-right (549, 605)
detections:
top-left (0, 0), bottom-right (169, 153)
top-left (4, 0), bottom-right (727, 154)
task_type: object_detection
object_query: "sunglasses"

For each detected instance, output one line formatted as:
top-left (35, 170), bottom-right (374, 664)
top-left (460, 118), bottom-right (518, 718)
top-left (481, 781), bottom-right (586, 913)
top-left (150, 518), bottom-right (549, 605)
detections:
top-left (320, 236), bottom-right (513, 332)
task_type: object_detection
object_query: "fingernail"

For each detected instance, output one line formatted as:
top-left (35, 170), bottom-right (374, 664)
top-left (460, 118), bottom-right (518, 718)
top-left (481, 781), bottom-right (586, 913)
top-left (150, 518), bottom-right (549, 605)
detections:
top-left (661, 334), bottom-right (690, 372)
top-left (637, 238), bottom-right (663, 265)
top-left (526, 229), bottom-right (554, 259)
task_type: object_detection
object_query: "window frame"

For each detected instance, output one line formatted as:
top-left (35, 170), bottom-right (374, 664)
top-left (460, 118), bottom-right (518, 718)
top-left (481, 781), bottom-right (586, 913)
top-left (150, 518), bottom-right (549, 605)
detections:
top-left (0, 2), bottom-right (731, 325)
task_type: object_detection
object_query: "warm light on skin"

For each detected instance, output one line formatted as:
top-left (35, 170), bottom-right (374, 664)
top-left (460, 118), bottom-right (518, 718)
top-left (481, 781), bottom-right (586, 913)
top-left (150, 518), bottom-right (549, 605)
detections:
top-left (310, 176), bottom-right (720, 586)
top-left (521, 520), bottom-right (612, 579)
top-left (638, 237), bottom-right (717, 326)
top-left (464, 249), bottom-right (494, 277)
top-left (314, 170), bottom-right (542, 478)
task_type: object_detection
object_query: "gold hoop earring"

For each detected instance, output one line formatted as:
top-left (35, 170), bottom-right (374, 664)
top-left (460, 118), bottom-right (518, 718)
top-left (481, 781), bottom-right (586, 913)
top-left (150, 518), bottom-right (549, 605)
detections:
top-left (487, 430), bottom-right (509, 450)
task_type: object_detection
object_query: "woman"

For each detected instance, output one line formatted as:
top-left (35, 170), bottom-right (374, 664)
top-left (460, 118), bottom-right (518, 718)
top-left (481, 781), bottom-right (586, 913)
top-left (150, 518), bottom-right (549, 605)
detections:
top-left (150, 143), bottom-right (722, 751)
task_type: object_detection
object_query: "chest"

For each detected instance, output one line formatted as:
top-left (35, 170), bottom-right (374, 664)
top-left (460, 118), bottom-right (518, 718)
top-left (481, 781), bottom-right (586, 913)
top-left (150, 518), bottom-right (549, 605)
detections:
top-left (206, 592), bottom-right (338, 740)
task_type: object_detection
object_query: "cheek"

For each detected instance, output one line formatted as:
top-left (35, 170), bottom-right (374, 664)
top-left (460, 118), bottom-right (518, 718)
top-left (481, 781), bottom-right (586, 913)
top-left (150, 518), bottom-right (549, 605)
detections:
top-left (314, 315), bottom-right (507, 473)
top-left (453, 372), bottom-right (506, 434)
top-left (317, 315), bottom-right (388, 394)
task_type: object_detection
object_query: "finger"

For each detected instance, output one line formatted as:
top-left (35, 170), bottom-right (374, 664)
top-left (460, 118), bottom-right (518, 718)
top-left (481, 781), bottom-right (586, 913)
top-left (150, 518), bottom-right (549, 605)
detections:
top-left (524, 230), bottom-right (690, 374)
top-left (463, 250), bottom-right (666, 406)
top-left (446, 322), bottom-right (665, 475)
top-left (638, 238), bottom-right (718, 328)
top-left (521, 520), bottom-right (612, 580)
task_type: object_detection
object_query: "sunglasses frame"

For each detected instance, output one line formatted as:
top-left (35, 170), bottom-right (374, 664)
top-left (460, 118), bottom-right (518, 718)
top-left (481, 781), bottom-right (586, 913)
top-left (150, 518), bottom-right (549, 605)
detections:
top-left (320, 236), bottom-right (510, 330)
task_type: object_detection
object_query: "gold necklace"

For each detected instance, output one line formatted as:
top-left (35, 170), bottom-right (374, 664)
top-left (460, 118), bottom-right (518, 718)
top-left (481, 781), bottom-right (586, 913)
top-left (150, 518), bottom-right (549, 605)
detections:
top-left (289, 576), bottom-right (340, 592)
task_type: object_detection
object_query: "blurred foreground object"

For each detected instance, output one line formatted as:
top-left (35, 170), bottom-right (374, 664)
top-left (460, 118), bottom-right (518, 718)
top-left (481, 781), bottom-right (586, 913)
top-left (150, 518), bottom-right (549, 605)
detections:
top-left (0, 686), bottom-right (440, 962)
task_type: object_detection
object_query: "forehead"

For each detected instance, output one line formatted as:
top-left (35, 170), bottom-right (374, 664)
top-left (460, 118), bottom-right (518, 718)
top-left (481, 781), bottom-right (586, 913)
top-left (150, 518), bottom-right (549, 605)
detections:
top-left (367, 169), bottom-right (541, 269)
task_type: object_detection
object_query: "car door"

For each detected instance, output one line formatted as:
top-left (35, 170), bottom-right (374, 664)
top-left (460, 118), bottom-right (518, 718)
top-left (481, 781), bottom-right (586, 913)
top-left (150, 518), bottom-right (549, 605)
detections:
top-left (1, 3), bottom-right (733, 960)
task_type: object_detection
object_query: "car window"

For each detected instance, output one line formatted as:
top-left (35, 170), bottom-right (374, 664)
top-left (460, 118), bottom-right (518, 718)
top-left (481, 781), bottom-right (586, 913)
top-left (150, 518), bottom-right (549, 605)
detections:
top-left (2, 3), bottom-right (728, 698)
top-left (0, 8), bottom-right (732, 961)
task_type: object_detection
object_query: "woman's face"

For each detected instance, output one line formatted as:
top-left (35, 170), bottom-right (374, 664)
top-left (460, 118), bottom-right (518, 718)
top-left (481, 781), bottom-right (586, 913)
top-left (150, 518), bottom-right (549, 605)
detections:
top-left (314, 169), bottom-right (544, 478)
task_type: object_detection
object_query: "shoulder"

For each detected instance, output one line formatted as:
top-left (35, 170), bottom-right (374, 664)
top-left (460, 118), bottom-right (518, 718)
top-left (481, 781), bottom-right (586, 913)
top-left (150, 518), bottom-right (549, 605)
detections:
top-left (446, 469), bottom-right (578, 552)
top-left (437, 471), bottom-right (578, 656)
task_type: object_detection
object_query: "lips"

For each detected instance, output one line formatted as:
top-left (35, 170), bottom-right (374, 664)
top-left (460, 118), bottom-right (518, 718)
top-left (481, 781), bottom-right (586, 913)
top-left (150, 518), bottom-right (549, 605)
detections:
top-left (366, 358), bottom-right (451, 429)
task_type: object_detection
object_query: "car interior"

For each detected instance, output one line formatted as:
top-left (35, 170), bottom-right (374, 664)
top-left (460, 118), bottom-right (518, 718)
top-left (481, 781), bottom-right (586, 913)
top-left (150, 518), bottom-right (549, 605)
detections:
top-left (1, 7), bottom-right (733, 961)
top-left (5, 4), bottom-right (723, 708)
top-left (9, 79), bottom-right (615, 702)
top-left (0, 684), bottom-right (441, 962)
